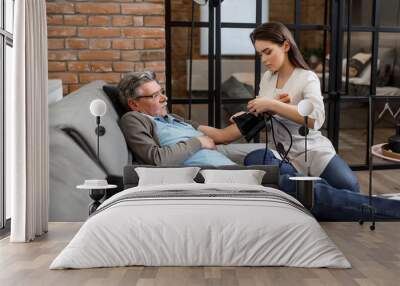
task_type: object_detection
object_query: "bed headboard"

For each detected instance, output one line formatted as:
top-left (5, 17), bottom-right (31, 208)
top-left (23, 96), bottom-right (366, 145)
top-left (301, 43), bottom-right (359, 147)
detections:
top-left (123, 165), bottom-right (280, 189)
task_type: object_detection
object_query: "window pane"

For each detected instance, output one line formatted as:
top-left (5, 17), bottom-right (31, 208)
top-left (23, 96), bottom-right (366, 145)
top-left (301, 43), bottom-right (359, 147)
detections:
top-left (171, 0), bottom-right (268, 23)
top-left (373, 125), bottom-right (400, 169)
top-left (220, 56), bottom-right (255, 127)
top-left (0, 0), bottom-right (2, 30)
top-left (220, 0), bottom-right (268, 24)
top-left (299, 30), bottom-right (326, 71)
top-left (171, 27), bottom-right (208, 100)
top-left (299, 30), bottom-right (329, 93)
top-left (338, 102), bottom-right (368, 165)
top-left (377, 33), bottom-right (400, 90)
top-left (269, 0), bottom-right (294, 24)
top-left (342, 32), bottom-right (372, 95)
top-left (171, 104), bottom-right (209, 126)
top-left (220, 28), bottom-right (254, 55)
top-left (5, 43), bottom-right (13, 219)
top-left (301, 0), bottom-right (328, 25)
top-left (171, 0), bottom-right (196, 22)
top-left (0, 39), bottom-right (3, 227)
top-left (200, 27), bottom-right (256, 56)
top-left (345, 0), bottom-right (372, 26)
top-left (6, 0), bottom-right (14, 33)
top-left (338, 101), bottom-right (399, 166)
top-left (380, 0), bottom-right (400, 27)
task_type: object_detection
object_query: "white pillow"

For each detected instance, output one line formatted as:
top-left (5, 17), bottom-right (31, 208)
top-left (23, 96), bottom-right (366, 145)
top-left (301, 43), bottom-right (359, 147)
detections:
top-left (200, 169), bottom-right (266, 185)
top-left (135, 167), bottom-right (200, 186)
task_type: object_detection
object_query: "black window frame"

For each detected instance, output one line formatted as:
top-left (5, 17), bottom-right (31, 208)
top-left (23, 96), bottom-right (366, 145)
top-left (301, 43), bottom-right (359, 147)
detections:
top-left (165, 0), bottom-right (400, 172)
top-left (334, 0), bottom-right (400, 171)
top-left (1, 0), bottom-right (14, 232)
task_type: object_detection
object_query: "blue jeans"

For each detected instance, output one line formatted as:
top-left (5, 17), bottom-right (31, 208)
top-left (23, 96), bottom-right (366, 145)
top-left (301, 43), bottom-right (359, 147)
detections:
top-left (244, 148), bottom-right (400, 220)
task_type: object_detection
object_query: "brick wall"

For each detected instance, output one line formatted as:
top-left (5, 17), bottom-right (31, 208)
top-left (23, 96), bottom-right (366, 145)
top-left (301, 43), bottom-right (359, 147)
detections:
top-left (47, 0), bottom-right (166, 95)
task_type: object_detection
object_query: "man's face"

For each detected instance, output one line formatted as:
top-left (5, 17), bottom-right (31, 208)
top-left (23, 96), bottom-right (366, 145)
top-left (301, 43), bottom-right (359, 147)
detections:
top-left (128, 80), bottom-right (168, 117)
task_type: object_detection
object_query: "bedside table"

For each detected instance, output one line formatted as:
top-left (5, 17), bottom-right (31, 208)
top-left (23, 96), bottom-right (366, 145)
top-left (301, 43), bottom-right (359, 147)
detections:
top-left (77, 180), bottom-right (117, 215)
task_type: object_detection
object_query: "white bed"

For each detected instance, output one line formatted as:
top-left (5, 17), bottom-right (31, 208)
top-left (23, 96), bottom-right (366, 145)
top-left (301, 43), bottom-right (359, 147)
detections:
top-left (50, 183), bottom-right (350, 269)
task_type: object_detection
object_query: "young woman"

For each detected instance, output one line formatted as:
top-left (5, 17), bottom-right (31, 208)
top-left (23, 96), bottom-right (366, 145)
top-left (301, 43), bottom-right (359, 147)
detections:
top-left (242, 22), bottom-right (360, 193)
top-left (198, 22), bottom-right (400, 220)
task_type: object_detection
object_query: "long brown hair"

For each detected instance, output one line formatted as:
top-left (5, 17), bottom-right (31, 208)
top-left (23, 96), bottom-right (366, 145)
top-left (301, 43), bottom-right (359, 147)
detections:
top-left (250, 22), bottom-right (309, 70)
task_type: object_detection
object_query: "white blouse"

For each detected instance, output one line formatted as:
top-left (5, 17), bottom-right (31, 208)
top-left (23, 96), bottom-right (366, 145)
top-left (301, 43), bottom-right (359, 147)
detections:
top-left (258, 68), bottom-right (336, 176)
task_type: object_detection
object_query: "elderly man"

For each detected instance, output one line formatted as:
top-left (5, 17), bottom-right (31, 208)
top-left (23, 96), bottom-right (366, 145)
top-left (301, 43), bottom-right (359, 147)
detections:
top-left (118, 71), bottom-right (241, 166)
top-left (117, 71), bottom-right (400, 221)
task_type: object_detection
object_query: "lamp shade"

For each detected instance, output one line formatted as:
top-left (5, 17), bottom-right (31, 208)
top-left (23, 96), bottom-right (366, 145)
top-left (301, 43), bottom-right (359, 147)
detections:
top-left (89, 99), bottom-right (107, 117)
top-left (298, 100), bottom-right (314, 117)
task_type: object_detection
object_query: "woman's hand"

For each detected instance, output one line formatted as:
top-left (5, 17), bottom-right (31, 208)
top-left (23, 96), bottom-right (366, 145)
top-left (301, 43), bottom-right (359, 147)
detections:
top-left (229, 111), bottom-right (246, 123)
top-left (275, 93), bottom-right (291, 104)
top-left (247, 93), bottom-right (291, 114)
top-left (247, 97), bottom-right (277, 114)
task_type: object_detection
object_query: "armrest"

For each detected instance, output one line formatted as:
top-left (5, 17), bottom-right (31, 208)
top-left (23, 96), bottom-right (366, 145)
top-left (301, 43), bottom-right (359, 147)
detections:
top-left (217, 143), bottom-right (266, 165)
top-left (49, 127), bottom-right (106, 222)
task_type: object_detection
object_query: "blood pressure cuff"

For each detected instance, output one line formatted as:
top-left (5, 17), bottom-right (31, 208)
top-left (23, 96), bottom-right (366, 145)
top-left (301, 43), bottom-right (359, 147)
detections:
top-left (233, 112), bottom-right (266, 142)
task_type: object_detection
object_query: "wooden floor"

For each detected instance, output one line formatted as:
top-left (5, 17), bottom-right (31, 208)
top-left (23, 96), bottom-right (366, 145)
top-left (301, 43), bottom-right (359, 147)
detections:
top-left (356, 169), bottom-right (400, 195)
top-left (1, 222), bottom-right (400, 286)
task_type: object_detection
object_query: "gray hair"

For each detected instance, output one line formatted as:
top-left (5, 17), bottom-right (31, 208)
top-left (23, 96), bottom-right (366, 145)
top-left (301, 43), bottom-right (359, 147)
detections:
top-left (118, 71), bottom-right (157, 110)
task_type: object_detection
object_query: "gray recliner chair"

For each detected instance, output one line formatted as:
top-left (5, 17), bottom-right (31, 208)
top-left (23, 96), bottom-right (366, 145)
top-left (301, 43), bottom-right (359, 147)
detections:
top-left (49, 80), bottom-right (265, 222)
top-left (49, 81), bottom-right (129, 222)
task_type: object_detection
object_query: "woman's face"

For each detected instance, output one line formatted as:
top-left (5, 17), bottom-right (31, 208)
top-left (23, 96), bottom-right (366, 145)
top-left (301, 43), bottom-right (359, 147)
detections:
top-left (254, 40), bottom-right (289, 72)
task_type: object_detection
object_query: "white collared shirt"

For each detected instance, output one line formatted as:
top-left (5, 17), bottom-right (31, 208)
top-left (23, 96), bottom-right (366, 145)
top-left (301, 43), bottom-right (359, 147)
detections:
top-left (259, 68), bottom-right (336, 176)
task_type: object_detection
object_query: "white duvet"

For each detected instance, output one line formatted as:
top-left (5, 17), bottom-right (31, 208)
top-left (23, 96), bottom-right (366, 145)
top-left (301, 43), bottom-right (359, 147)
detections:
top-left (50, 183), bottom-right (350, 269)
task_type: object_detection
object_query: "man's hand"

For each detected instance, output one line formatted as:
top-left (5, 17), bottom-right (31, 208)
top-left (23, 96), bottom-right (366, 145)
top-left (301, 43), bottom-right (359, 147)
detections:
top-left (197, 135), bottom-right (217, 150)
top-left (229, 111), bottom-right (246, 123)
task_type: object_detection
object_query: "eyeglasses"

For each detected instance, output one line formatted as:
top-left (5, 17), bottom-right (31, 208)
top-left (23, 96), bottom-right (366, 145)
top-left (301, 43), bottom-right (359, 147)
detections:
top-left (136, 88), bottom-right (166, 100)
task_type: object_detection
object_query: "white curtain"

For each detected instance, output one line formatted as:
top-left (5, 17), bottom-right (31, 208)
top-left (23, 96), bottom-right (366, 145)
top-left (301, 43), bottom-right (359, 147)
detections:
top-left (8, 0), bottom-right (49, 242)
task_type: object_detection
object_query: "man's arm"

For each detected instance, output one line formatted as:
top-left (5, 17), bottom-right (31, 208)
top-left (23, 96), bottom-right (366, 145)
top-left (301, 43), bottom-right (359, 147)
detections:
top-left (198, 124), bottom-right (242, 145)
top-left (172, 113), bottom-right (241, 145)
top-left (120, 112), bottom-right (208, 166)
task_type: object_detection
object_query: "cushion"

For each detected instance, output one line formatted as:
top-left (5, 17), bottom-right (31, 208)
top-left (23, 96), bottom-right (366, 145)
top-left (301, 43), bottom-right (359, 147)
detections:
top-left (232, 72), bottom-right (255, 87)
top-left (221, 76), bottom-right (253, 116)
top-left (314, 54), bottom-right (330, 73)
top-left (348, 52), bottom-right (371, 77)
top-left (123, 164), bottom-right (280, 189)
top-left (135, 167), bottom-right (201, 186)
top-left (377, 63), bottom-right (392, 87)
top-left (392, 65), bottom-right (400, 88)
top-left (378, 47), bottom-right (395, 68)
top-left (200, 169), bottom-right (266, 185)
top-left (349, 62), bottom-right (376, 86)
top-left (102, 85), bottom-right (130, 118)
top-left (377, 48), bottom-right (396, 87)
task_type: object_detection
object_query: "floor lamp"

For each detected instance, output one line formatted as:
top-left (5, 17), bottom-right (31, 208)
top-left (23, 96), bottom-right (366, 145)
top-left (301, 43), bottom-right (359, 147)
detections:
top-left (359, 95), bottom-right (376, 231)
top-left (79, 99), bottom-right (115, 215)
top-left (89, 99), bottom-right (107, 163)
top-left (289, 100), bottom-right (321, 210)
